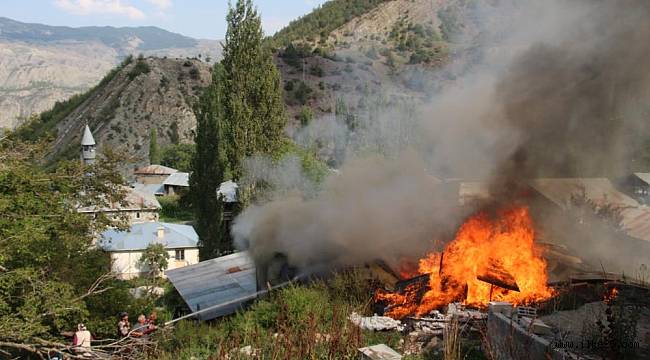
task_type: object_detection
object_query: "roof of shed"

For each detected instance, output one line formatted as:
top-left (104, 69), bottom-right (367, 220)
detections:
top-left (633, 173), bottom-right (650, 186)
top-left (528, 178), bottom-right (639, 209)
top-left (166, 251), bottom-right (256, 320)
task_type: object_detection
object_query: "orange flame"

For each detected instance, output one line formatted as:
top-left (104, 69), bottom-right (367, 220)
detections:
top-left (603, 287), bottom-right (619, 304)
top-left (376, 206), bottom-right (555, 319)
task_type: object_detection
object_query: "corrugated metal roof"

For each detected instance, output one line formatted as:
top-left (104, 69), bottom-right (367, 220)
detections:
top-left (620, 207), bottom-right (650, 242)
top-left (78, 186), bottom-right (161, 213)
top-left (529, 178), bottom-right (639, 209)
top-left (163, 172), bottom-right (190, 187)
top-left (633, 173), bottom-right (650, 186)
top-left (99, 221), bottom-right (199, 251)
top-left (81, 125), bottom-right (95, 146)
top-left (166, 251), bottom-right (256, 320)
top-left (132, 183), bottom-right (165, 197)
top-left (134, 165), bottom-right (178, 175)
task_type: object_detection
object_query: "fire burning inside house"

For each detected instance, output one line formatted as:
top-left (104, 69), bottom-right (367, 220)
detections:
top-left (375, 206), bottom-right (555, 319)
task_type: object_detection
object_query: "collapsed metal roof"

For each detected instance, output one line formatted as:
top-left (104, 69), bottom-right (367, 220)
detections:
top-left (166, 251), bottom-right (256, 320)
top-left (528, 178), bottom-right (639, 209)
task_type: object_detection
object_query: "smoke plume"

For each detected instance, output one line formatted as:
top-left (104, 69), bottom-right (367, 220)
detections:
top-left (232, 0), bottom-right (650, 276)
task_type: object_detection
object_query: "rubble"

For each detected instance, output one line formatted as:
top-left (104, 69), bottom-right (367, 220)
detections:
top-left (488, 301), bottom-right (513, 317)
top-left (348, 312), bottom-right (405, 331)
top-left (358, 344), bottom-right (403, 360)
top-left (519, 317), bottom-right (553, 335)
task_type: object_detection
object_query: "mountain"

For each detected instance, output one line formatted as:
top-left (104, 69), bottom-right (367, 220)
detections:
top-left (0, 17), bottom-right (221, 129)
top-left (269, 0), bottom-right (496, 127)
top-left (15, 56), bottom-right (212, 166)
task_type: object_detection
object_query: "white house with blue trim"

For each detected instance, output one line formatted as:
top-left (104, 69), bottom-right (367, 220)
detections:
top-left (99, 222), bottom-right (200, 279)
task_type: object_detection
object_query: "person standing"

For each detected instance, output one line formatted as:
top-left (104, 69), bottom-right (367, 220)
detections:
top-left (117, 312), bottom-right (131, 338)
top-left (132, 314), bottom-right (147, 338)
top-left (72, 323), bottom-right (92, 355)
top-left (144, 311), bottom-right (158, 335)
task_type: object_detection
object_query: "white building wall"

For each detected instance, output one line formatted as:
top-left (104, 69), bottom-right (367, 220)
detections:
top-left (110, 248), bottom-right (199, 279)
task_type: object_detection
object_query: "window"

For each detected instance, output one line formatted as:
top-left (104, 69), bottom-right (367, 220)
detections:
top-left (136, 212), bottom-right (141, 219)
top-left (175, 249), bottom-right (185, 261)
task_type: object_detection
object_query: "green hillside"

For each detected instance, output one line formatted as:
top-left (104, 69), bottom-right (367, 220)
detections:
top-left (270, 0), bottom-right (390, 46)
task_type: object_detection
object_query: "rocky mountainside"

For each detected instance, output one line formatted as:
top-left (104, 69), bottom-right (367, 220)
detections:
top-left (0, 17), bottom-right (221, 129)
top-left (27, 57), bottom-right (212, 166)
top-left (272, 0), bottom-right (508, 126)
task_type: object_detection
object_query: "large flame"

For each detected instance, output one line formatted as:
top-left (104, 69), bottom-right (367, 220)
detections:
top-left (376, 206), bottom-right (554, 319)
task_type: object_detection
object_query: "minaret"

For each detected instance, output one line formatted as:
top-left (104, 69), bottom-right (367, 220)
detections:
top-left (81, 125), bottom-right (96, 165)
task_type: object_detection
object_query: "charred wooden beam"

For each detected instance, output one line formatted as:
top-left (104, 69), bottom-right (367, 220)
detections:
top-left (477, 263), bottom-right (520, 292)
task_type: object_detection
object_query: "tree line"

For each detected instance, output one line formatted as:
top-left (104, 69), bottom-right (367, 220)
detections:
top-left (189, 0), bottom-right (287, 259)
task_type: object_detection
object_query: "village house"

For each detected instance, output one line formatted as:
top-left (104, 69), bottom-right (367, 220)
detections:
top-left (99, 221), bottom-right (200, 279)
top-left (77, 186), bottom-right (161, 225)
top-left (77, 126), bottom-right (161, 225)
top-left (134, 164), bottom-right (178, 185)
top-left (163, 172), bottom-right (190, 196)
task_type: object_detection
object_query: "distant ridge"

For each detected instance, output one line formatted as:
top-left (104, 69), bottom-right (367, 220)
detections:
top-left (0, 17), bottom-right (222, 129)
top-left (0, 16), bottom-right (197, 52)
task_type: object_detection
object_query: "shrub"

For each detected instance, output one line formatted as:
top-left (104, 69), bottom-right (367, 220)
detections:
top-left (293, 81), bottom-right (313, 105)
top-left (309, 64), bottom-right (324, 77)
top-left (127, 59), bottom-right (151, 80)
top-left (189, 67), bottom-right (200, 80)
top-left (298, 106), bottom-right (314, 127)
top-left (365, 47), bottom-right (379, 60)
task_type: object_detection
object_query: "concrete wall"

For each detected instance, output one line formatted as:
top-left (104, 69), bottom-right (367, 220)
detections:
top-left (110, 248), bottom-right (199, 280)
top-left (486, 312), bottom-right (572, 360)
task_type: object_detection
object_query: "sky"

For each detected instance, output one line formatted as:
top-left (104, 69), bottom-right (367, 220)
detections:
top-left (1, 0), bottom-right (328, 39)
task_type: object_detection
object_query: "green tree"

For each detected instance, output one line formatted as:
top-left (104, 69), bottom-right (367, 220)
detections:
top-left (0, 137), bottom-right (129, 356)
top-left (138, 243), bottom-right (170, 277)
top-left (190, 64), bottom-right (227, 259)
top-left (149, 128), bottom-right (161, 165)
top-left (222, 0), bottom-right (287, 179)
top-left (161, 143), bottom-right (195, 172)
top-left (298, 106), bottom-right (314, 127)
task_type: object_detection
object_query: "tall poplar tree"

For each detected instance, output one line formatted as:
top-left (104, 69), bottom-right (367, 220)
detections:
top-left (221, 0), bottom-right (287, 179)
top-left (149, 128), bottom-right (161, 165)
top-left (190, 65), bottom-right (227, 259)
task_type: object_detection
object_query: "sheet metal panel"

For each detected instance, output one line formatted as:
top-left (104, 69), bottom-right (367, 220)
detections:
top-left (166, 251), bottom-right (256, 320)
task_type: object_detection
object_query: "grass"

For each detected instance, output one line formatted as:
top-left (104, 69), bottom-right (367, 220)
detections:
top-left (151, 270), bottom-right (430, 359)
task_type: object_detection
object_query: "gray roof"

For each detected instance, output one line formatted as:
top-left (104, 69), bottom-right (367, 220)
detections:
top-left (81, 125), bottom-right (95, 146)
top-left (166, 251), bottom-right (256, 320)
top-left (528, 178), bottom-right (639, 209)
top-left (633, 173), bottom-right (650, 186)
top-left (132, 183), bottom-right (165, 197)
top-left (78, 186), bottom-right (161, 213)
top-left (163, 172), bottom-right (190, 187)
top-left (99, 222), bottom-right (198, 251)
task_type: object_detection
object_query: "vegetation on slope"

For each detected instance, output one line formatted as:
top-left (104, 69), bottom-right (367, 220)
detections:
top-left (270, 0), bottom-right (390, 47)
top-left (153, 271), bottom-right (405, 359)
top-left (14, 55), bottom-right (134, 142)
